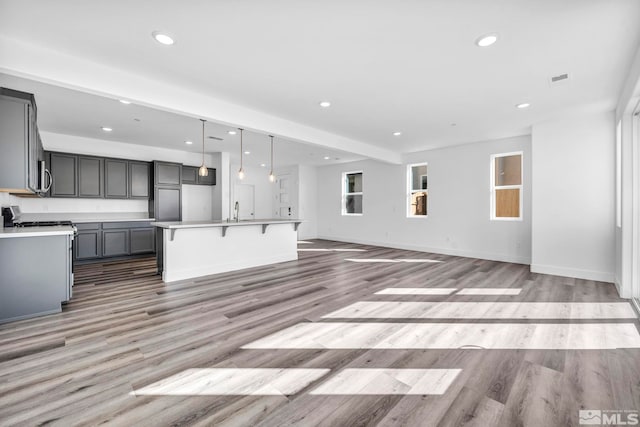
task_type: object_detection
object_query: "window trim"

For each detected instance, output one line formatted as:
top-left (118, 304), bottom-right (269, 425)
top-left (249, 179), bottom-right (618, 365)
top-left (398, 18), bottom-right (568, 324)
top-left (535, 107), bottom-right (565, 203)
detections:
top-left (342, 170), bottom-right (363, 216)
top-left (406, 162), bottom-right (428, 218)
top-left (490, 151), bottom-right (523, 221)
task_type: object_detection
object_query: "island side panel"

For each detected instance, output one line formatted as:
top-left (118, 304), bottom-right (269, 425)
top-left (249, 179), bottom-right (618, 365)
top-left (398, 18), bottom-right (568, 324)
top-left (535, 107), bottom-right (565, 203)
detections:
top-left (162, 223), bottom-right (298, 282)
top-left (0, 234), bottom-right (69, 323)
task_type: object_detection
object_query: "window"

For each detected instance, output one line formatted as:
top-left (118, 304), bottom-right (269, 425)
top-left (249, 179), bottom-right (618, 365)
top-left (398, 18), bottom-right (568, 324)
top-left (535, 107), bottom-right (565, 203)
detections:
top-left (490, 152), bottom-right (522, 220)
top-left (407, 163), bottom-right (428, 217)
top-left (342, 171), bottom-right (363, 215)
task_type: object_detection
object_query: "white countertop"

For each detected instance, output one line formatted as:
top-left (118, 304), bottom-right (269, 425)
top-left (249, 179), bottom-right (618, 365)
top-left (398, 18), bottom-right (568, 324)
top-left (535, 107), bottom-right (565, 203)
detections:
top-left (0, 226), bottom-right (75, 239)
top-left (153, 219), bottom-right (302, 229)
top-left (17, 212), bottom-right (154, 223)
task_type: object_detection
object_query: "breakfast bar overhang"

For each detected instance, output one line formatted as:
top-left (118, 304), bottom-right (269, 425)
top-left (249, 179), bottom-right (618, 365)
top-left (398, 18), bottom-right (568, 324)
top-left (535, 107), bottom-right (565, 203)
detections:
top-left (153, 219), bottom-right (302, 282)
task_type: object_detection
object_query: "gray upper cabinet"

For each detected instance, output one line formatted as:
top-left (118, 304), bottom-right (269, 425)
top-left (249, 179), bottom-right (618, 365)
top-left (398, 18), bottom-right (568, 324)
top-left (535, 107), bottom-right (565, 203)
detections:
top-left (198, 168), bottom-right (216, 185)
top-left (50, 153), bottom-right (78, 197)
top-left (104, 158), bottom-right (128, 199)
top-left (155, 162), bottom-right (181, 186)
top-left (78, 156), bottom-right (103, 198)
top-left (181, 166), bottom-right (198, 185)
top-left (45, 152), bottom-right (151, 200)
top-left (0, 88), bottom-right (44, 196)
top-left (181, 165), bottom-right (216, 185)
top-left (129, 161), bottom-right (150, 199)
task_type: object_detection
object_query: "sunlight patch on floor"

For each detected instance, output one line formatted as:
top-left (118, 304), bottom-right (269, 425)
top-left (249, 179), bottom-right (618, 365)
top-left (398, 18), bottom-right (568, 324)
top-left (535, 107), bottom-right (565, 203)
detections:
top-left (376, 288), bottom-right (458, 295)
top-left (323, 301), bottom-right (637, 319)
top-left (310, 369), bottom-right (461, 395)
top-left (242, 322), bottom-right (640, 350)
top-left (455, 288), bottom-right (522, 295)
top-left (131, 368), bottom-right (330, 396)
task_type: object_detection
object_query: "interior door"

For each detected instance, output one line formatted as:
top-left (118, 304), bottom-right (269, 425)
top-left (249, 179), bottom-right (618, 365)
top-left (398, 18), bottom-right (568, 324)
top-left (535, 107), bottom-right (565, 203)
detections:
top-left (275, 174), bottom-right (292, 218)
top-left (234, 184), bottom-right (255, 220)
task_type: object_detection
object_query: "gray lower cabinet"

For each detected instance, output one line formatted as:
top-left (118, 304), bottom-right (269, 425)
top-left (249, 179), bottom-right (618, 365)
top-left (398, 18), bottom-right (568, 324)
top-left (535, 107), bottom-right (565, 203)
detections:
top-left (105, 158), bottom-right (128, 198)
top-left (50, 152), bottom-right (78, 197)
top-left (130, 228), bottom-right (155, 254)
top-left (129, 161), bottom-right (150, 199)
top-left (78, 156), bottom-right (103, 198)
top-left (102, 229), bottom-right (130, 257)
top-left (74, 221), bottom-right (155, 262)
top-left (75, 226), bottom-right (102, 260)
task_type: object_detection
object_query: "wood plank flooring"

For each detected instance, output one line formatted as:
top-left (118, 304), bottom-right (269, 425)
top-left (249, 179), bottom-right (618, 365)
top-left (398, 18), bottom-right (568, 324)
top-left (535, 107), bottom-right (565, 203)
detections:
top-left (0, 239), bottom-right (639, 426)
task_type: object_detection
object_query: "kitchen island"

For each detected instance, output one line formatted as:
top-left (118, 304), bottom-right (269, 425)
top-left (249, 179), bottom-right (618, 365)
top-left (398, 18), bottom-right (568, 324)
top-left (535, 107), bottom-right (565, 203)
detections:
top-left (153, 219), bottom-right (302, 282)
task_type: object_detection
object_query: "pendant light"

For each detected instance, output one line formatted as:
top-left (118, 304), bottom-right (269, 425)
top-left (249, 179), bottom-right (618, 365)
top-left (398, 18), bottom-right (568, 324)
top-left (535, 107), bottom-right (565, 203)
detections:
top-left (238, 128), bottom-right (245, 180)
top-left (198, 119), bottom-right (208, 177)
top-left (268, 135), bottom-right (275, 183)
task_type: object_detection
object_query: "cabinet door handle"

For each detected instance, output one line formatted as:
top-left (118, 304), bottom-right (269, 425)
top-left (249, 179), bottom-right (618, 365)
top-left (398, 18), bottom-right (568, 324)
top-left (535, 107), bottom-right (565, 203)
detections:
top-left (44, 169), bottom-right (53, 192)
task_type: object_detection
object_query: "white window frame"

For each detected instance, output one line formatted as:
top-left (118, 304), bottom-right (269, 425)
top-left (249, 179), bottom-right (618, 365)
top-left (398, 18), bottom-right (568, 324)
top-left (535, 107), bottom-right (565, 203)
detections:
top-left (490, 151), bottom-right (523, 221)
top-left (407, 162), bottom-right (428, 218)
top-left (342, 170), bottom-right (363, 216)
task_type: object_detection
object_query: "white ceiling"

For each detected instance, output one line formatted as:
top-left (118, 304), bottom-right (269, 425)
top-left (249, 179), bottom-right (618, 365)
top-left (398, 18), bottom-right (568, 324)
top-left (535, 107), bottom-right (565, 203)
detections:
top-left (0, 73), bottom-right (362, 167)
top-left (1, 0), bottom-right (639, 157)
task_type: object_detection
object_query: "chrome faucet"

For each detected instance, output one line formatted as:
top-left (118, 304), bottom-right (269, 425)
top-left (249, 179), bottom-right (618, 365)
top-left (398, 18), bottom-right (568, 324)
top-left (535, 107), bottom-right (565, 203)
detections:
top-left (234, 201), bottom-right (239, 222)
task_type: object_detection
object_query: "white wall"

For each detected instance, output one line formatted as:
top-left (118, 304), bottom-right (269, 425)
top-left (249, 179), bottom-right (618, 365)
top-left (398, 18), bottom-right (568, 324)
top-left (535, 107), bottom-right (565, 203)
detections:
top-left (211, 152), bottom-right (229, 221)
top-left (7, 132), bottom-right (224, 216)
top-left (298, 165), bottom-right (318, 239)
top-left (181, 185), bottom-right (213, 221)
top-left (229, 165), bottom-right (274, 219)
top-left (531, 111), bottom-right (616, 282)
top-left (614, 43), bottom-right (640, 298)
top-left (316, 135), bottom-right (532, 264)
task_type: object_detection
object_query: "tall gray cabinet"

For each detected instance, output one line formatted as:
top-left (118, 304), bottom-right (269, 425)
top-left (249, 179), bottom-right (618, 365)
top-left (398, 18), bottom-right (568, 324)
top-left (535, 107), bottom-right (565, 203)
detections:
top-left (150, 161), bottom-right (182, 222)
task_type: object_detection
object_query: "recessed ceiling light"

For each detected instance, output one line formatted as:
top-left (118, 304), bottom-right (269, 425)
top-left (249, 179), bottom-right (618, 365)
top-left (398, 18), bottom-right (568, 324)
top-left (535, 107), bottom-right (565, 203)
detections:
top-left (244, 151), bottom-right (251, 155)
top-left (152, 31), bottom-right (174, 45)
top-left (101, 127), bottom-right (113, 132)
top-left (516, 103), bottom-right (531, 109)
top-left (475, 33), bottom-right (498, 47)
top-left (185, 140), bottom-right (193, 145)
top-left (260, 163), bottom-right (266, 167)
top-left (319, 101), bottom-right (331, 108)
top-left (323, 156), bottom-right (331, 160)
top-left (119, 99), bottom-right (131, 104)
top-left (393, 131), bottom-right (402, 136)
top-left (227, 130), bottom-right (237, 135)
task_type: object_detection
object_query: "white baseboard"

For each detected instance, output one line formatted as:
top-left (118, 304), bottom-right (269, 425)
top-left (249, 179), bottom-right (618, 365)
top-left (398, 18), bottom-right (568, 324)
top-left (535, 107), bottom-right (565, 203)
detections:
top-left (316, 235), bottom-right (531, 265)
top-left (530, 264), bottom-right (615, 283)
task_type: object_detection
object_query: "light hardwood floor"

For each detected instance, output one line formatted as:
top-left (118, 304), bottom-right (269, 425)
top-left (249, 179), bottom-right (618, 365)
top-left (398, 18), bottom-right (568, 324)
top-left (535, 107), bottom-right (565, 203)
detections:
top-left (0, 239), bottom-right (639, 426)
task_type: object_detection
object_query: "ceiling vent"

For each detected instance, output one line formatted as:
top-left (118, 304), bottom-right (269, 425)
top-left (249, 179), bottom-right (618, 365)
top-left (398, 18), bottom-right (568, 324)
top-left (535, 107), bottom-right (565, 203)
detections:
top-left (207, 136), bottom-right (224, 141)
top-left (550, 73), bottom-right (570, 85)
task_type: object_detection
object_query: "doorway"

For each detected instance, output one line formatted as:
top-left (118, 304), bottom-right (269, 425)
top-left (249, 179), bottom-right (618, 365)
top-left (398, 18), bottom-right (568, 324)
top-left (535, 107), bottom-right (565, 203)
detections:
top-left (273, 174), bottom-right (295, 218)
top-left (234, 184), bottom-right (255, 220)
